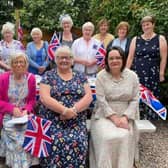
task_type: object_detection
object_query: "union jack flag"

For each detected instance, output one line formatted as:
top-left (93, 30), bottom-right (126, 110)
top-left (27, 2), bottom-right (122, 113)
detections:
top-left (95, 43), bottom-right (106, 68)
top-left (17, 20), bottom-right (23, 41)
top-left (22, 115), bottom-right (52, 158)
top-left (140, 84), bottom-right (167, 120)
top-left (48, 32), bottom-right (60, 60)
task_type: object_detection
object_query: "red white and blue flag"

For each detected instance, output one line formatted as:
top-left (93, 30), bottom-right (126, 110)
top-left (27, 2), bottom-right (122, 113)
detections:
top-left (48, 32), bottom-right (60, 60)
top-left (95, 43), bottom-right (106, 68)
top-left (140, 84), bottom-right (167, 120)
top-left (17, 20), bottom-right (23, 41)
top-left (22, 115), bottom-right (52, 158)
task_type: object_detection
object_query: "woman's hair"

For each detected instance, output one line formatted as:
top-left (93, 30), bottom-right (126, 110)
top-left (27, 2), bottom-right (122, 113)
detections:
top-left (115, 21), bottom-right (130, 36)
top-left (105, 46), bottom-right (126, 72)
top-left (9, 51), bottom-right (29, 68)
top-left (55, 45), bottom-right (73, 61)
top-left (30, 27), bottom-right (43, 37)
top-left (140, 15), bottom-right (155, 25)
top-left (97, 18), bottom-right (109, 30)
top-left (1, 22), bottom-right (15, 35)
top-left (59, 14), bottom-right (73, 27)
top-left (82, 22), bottom-right (95, 32)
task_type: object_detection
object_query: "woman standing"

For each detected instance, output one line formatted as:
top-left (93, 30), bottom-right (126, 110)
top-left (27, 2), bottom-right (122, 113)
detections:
top-left (126, 15), bottom-right (167, 120)
top-left (90, 46), bottom-right (139, 168)
top-left (38, 46), bottom-right (92, 167)
top-left (93, 18), bottom-right (114, 49)
top-left (107, 21), bottom-right (131, 58)
top-left (57, 14), bottom-right (78, 48)
top-left (0, 22), bottom-right (25, 73)
top-left (72, 22), bottom-right (101, 77)
top-left (0, 52), bottom-right (37, 168)
top-left (26, 27), bottom-right (50, 75)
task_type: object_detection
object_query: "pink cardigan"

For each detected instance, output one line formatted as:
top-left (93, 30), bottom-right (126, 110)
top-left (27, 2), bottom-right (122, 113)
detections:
top-left (0, 71), bottom-right (36, 127)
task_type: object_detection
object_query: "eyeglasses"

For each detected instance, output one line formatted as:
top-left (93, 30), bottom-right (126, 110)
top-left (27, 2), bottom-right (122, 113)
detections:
top-left (56, 56), bottom-right (72, 60)
top-left (13, 60), bottom-right (26, 65)
top-left (108, 56), bottom-right (122, 61)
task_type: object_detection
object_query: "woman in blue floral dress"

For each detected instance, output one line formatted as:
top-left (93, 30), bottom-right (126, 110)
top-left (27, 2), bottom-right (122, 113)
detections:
top-left (126, 16), bottom-right (167, 120)
top-left (38, 45), bottom-right (93, 168)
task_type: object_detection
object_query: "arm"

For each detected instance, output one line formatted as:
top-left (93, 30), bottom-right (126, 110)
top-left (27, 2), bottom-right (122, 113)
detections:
top-left (23, 74), bottom-right (36, 113)
top-left (74, 83), bottom-right (93, 112)
top-left (126, 37), bottom-right (136, 68)
top-left (123, 73), bottom-right (139, 120)
top-left (159, 35), bottom-right (167, 82)
top-left (0, 60), bottom-right (10, 71)
top-left (96, 76), bottom-right (117, 117)
top-left (26, 43), bottom-right (40, 69)
top-left (42, 41), bottom-right (50, 67)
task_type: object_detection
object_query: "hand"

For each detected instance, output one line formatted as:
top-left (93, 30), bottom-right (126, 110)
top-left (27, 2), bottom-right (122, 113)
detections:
top-left (110, 114), bottom-right (121, 127)
top-left (60, 108), bottom-right (77, 120)
top-left (38, 66), bottom-right (46, 74)
top-left (159, 74), bottom-right (165, 82)
top-left (85, 60), bottom-right (93, 67)
top-left (118, 116), bottom-right (130, 130)
top-left (13, 107), bottom-right (23, 117)
top-left (22, 110), bottom-right (28, 116)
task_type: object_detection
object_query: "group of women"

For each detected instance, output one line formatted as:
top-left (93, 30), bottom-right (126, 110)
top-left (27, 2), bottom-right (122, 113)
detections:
top-left (0, 14), bottom-right (167, 168)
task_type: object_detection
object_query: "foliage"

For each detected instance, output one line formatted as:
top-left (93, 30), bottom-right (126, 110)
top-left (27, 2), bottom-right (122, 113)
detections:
top-left (20, 0), bottom-right (91, 32)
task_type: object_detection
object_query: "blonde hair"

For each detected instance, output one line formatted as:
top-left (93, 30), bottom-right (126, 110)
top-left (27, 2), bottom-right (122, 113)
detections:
top-left (82, 22), bottom-right (95, 32)
top-left (140, 16), bottom-right (155, 25)
top-left (30, 27), bottom-right (43, 37)
top-left (55, 45), bottom-right (73, 61)
top-left (115, 21), bottom-right (130, 36)
top-left (9, 51), bottom-right (29, 69)
top-left (1, 22), bottom-right (15, 35)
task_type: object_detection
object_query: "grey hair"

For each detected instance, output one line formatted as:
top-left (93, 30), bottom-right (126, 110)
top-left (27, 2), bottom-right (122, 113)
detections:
top-left (30, 27), bottom-right (43, 37)
top-left (82, 21), bottom-right (95, 32)
top-left (1, 22), bottom-right (15, 35)
top-left (9, 51), bottom-right (29, 68)
top-left (60, 14), bottom-right (73, 27)
top-left (55, 45), bottom-right (73, 62)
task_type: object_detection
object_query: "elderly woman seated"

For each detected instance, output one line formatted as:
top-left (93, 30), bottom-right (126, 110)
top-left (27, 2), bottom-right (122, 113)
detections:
top-left (0, 52), bottom-right (38, 168)
top-left (38, 45), bottom-right (93, 168)
top-left (90, 46), bottom-right (139, 168)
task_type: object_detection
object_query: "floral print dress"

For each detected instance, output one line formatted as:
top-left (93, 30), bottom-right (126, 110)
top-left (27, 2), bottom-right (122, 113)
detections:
top-left (0, 74), bottom-right (38, 168)
top-left (131, 35), bottom-right (160, 120)
top-left (38, 69), bottom-right (89, 168)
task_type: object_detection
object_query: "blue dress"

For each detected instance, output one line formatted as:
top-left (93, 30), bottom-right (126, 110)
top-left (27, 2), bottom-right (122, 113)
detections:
top-left (131, 35), bottom-right (160, 120)
top-left (38, 69), bottom-right (88, 168)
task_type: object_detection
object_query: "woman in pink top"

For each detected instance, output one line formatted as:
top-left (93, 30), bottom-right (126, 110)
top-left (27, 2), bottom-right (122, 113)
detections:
top-left (0, 52), bottom-right (38, 168)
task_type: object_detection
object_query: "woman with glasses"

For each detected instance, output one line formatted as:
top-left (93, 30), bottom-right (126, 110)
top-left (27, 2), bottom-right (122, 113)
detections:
top-left (90, 46), bottom-right (139, 168)
top-left (38, 45), bottom-right (92, 168)
top-left (0, 52), bottom-right (38, 168)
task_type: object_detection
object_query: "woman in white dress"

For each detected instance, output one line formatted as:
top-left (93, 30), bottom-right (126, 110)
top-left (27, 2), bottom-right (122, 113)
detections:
top-left (90, 46), bottom-right (139, 168)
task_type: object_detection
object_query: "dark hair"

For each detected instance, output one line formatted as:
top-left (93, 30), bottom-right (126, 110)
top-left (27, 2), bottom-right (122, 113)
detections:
top-left (105, 46), bottom-right (126, 72)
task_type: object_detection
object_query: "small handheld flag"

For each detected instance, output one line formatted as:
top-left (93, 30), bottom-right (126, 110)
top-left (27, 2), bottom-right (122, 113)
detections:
top-left (48, 32), bottom-right (60, 60)
top-left (22, 115), bottom-right (52, 158)
top-left (140, 84), bottom-right (167, 120)
top-left (95, 43), bottom-right (106, 68)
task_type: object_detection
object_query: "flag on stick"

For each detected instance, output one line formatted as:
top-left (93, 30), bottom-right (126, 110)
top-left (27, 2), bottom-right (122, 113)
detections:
top-left (48, 32), bottom-right (61, 60)
top-left (95, 43), bottom-right (106, 68)
top-left (140, 84), bottom-right (167, 120)
top-left (17, 20), bottom-right (23, 41)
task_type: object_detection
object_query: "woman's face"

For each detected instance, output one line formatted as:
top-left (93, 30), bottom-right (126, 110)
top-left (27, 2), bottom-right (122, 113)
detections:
top-left (118, 26), bottom-right (128, 39)
top-left (99, 23), bottom-right (108, 34)
top-left (83, 26), bottom-right (93, 40)
top-left (141, 21), bottom-right (154, 34)
top-left (62, 21), bottom-right (72, 32)
top-left (56, 52), bottom-right (73, 71)
top-left (108, 50), bottom-right (123, 72)
top-left (3, 30), bottom-right (14, 42)
top-left (32, 31), bottom-right (42, 43)
top-left (12, 56), bottom-right (27, 75)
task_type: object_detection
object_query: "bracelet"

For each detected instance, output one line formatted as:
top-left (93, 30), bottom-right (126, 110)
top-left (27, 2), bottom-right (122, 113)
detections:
top-left (62, 107), bottom-right (68, 115)
top-left (72, 106), bottom-right (78, 113)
